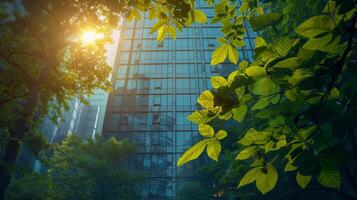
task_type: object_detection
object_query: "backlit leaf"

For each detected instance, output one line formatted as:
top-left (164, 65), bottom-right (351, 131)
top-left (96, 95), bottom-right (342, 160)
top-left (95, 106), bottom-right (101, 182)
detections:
top-left (157, 26), bottom-right (166, 41)
top-left (236, 146), bottom-right (256, 160)
top-left (199, 124), bottom-right (214, 137)
top-left (252, 77), bottom-right (276, 95)
top-left (197, 90), bottom-right (215, 109)
top-left (296, 172), bottom-right (312, 189)
top-left (245, 66), bottom-right (266, 80)
top-left (207, 139), bottom-right (221, 161)
top-left (238, 167), bottom-right (259, 188)
top-left (166, 25), bottom-right (176, 40)
top-left (177, 139), bottom-right (208, 166)
top-left (215, 130), bottom-right (228, 140)
top-left (193, 9), bottom-right (208, 23)
top-left (296, 15), bottom-right (335, 38)
top-left (211, 76), bottom-right (228, 89)
top-left (256, 165), bottom-right (278, 194)
top-left (232, 104), bottom-right (247, 122)
top-left (228, 44), bottom-right (239, 64)
top-left (211, 44), bottom-right (229, 65)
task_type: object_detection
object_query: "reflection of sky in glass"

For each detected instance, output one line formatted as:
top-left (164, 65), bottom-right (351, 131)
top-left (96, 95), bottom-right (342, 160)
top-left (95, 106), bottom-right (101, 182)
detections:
top-left (103, 0), bottom-right (257, 198)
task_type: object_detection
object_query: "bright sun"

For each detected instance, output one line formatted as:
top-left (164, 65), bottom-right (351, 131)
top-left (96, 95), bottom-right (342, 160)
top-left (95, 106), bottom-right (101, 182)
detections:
top-left (81, 31), bottom-right (104, 44)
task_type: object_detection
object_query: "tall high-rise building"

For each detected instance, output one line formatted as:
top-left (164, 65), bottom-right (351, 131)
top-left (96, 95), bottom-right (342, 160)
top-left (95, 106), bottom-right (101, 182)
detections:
top-left (102, 1), bottom-right (256, 199)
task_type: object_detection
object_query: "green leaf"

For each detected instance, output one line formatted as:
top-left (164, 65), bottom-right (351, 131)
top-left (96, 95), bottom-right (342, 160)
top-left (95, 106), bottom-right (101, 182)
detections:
top-left (273, 37), bottom-right (297, 57)
top-left (199, 124), bottom-right (214, 137)
top-left (207, 139), bottom-right (221, 161)
top-left (211, 44), bottom-right (229, 65)
top-left (187, 108), bottom-right (219, 124)
top-left (296, 172), bottom-right (312, 189)
top-left (285, 88), bottom-right (298, 102)
top-left (328, 87), bottom-right (340, 100)
top-left (255, 36), bottom-right (267, 48)
top-left (239, 61), bottom-right (249, 72)
top-left (273, 57), bottom-right (300, 69)
top-left (252, 77), bottom-right (276, 96)
top-left (197, 90), bottom-right (215, 109)
top-left (317, 166), bottom-right (341, 189)
top-left (228, 70), bottom-right (239, 86)
top-left (236, 146), bottom-right (256, 160)
top-left (211, 76), bottom-right (228, 89)
top-left (245, 66), bottom-right (266, 80)
top-left (166, 25), bottom-right (176, 40)
top-left (252, 97), bottom-right (270, 110)
top-left (256, 165), bottom-right (278, 194)
top-left (150, 20), bottom-right (167, 34)
top-left (239, 129), bottom-right (270, 146)
top-left (289, 68), bottom-right (313, 86)
top-left (249, 13), bottom-right (282, 32)
top-left (215, 130), bottom-right (227, 140)
top-left (228, 44), bottom-right (239, 64)
top-left (232, 104), bottom-right (247, 122)
top-left (193, 9), bottom-right (208, 23)
top-left (177, 139), bottom-right (208, 166)
top-left (303, 34), bottom-right (342, 54)
top-left (157, 25), bottom-right (166, 41)
top-left (303, 34), bottom-right (332, 51)
top-left (238, 167), bottom-right (260, 188)
top-left (296, 15), bottom-right (336, 38)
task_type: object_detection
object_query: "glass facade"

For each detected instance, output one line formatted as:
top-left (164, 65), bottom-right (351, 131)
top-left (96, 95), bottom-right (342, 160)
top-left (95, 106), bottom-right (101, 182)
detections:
top-left (102, 1), bottom-right (256, 199)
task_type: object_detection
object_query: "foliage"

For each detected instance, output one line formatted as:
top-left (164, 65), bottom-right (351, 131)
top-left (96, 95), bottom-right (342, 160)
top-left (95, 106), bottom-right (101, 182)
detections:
top-left (0, 0), bottom-right (206, 196)
top-left (5, 136), bottom-right (143, 200)
top-left (178, 0), bottom-right (357, 197)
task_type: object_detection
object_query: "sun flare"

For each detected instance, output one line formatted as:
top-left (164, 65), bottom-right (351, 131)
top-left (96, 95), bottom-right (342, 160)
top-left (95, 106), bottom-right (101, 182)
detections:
top-left (81, 31), bottom-right (104, 44)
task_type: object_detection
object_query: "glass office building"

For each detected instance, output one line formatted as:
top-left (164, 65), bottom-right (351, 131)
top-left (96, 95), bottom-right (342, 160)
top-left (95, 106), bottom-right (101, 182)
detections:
top-left (102, 1), bottom-right (256, 199)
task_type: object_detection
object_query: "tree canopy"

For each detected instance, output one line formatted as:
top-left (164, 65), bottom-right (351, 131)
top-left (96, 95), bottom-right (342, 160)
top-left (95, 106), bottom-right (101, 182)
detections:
top-left (178, 0), bottom-right (357, 198)
top-left (5, 136), bottom-right (143, 200)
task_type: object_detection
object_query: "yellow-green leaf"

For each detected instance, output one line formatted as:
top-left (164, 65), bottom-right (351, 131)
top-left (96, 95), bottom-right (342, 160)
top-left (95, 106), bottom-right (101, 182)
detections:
top-left (228, 44), bottom-right (239, 64)
top-left (187, 109), bottom-right (217, 124)
top-left (255, 36), bottom-right (267, 48)
top-left (232, 105), bottom-right (247, 122)
top-left (150, 20), bottom-right (166, 34)
top-left (239, 60), bottom-right (249, 72)
top-left (252, 77), bottom-right (276, 95)
top-left (252, 97), bottom-right (270, 110)
top-left (245, 66), bottom-right (266, 80)
top-left (215, 130), bottom-right (227, 140)
top-left (238, 167), bottom-right (259, 188)
top-left (157, 26), bottom-right (167, 41)
top-left (207, 139), bottom-right (221, 161)
top-left (296, 15), bottom-right (336, 38)
top-left (197, 90), bottom-right (215, 109)
top-left (211, 44), bottom-right (229, 65)
top-left (211, 76), bottom-right (228, 89)
top-left (296, 172), bottom-right (312, 189)
top-left (199, 124), bottom-right (214, 137)
top-left (236, 146), bottom-right (256, 160)
top-left (177, 140), bottom-right (208, 166)
top-left (193, 9), bottom-right (208, 23)
top-left (285, 88), bottom-right (298, 102)
top-left (166, 25), bottom-right (176, 40)
top-left (256, 165), bottom-right (278, 194)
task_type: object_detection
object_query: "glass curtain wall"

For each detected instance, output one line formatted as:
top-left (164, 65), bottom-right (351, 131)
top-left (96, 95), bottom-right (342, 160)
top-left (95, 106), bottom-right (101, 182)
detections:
top-left (103, 1), bottom-right (256, 199)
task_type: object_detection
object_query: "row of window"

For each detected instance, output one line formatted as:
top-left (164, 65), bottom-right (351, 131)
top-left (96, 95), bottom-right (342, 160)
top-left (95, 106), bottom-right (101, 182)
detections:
top-left (114, 78), bottom-right (211, 92)
top-left (107, 111), bottom-right (193, 130)
top-left (111, 94), bottom-right (198, 108)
